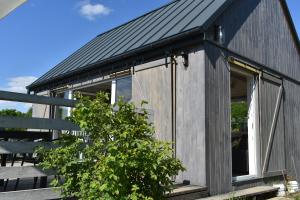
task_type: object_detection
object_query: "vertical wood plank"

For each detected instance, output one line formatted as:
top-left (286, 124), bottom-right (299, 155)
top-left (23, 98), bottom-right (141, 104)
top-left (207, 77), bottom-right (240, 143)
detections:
top-left (132, 59), bottom-right (172, 142)
top-left (204, 43), bottom-right (232, 195)
top-left (175, 48), bottom-right (206, 186)
top-left (261, 83), bottom-right (284, 173)
top-left (260, 78), bottom-right (285, 174)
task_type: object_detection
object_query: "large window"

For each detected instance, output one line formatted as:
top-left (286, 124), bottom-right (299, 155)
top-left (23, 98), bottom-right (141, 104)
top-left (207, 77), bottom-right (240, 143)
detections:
top-left (56, 91), bottom-right (72, 120)
top-left (56, 75), bottom-right (132, 115)
top-left (231, 67), bottom-right (259, 180)
top-left (69, 76), bottom-right (132, 104)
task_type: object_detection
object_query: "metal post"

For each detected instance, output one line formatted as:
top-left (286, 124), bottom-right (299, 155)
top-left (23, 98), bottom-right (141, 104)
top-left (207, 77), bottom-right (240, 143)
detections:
top-left (0, 137), bottom-right (8, 186)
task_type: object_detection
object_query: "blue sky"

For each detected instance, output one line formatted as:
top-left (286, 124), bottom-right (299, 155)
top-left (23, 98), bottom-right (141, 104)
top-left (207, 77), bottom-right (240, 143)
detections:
top-left (0, 0), bottom-right (299, 111)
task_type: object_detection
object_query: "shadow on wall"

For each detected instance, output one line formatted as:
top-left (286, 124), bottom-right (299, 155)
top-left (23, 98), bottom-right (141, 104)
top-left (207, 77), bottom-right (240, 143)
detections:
top-left (217, 0), bottom-right (260, 47)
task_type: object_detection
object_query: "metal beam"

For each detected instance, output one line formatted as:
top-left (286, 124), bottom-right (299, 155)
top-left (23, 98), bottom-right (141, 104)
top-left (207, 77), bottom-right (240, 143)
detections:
top-left (0, 130), bottom-right (52, 140)
top-left (0, 166), bottom-right (54, 179)
top-left (0, 90), bottom-right (76, 107)
top-left (0, 116), bottom-right (80, 130)
top-left (0, 141), bottom-right (55, 154)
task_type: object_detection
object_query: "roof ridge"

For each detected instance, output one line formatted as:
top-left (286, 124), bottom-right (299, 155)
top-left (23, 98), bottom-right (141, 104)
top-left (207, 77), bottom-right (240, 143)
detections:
top-left (95, 0), bottom-right (181, 38)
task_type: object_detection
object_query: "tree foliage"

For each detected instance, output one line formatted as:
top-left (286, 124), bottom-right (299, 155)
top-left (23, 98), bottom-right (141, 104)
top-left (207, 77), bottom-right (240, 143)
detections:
top-left (231, 102), bottom-right (248, 132)
top-left (0, 108), bottom-right (32, 118)
top-left (38, 92), bottom-right (184, 200)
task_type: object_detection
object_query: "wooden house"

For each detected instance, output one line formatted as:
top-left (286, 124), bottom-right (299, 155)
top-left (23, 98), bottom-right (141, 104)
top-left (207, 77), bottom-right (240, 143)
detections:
top-left (27, 0), bottom-right (300, 196)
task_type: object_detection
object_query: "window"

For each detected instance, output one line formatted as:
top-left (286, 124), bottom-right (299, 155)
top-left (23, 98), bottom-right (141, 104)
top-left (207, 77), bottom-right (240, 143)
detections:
top-left (57, 75), bottom-right (132, 109)
top-left (56, 91), bottom-right (72, 120)
top-left (75, 81), bottom-right (112, 103)
top-left (116, 76), bottom-right (132, 102)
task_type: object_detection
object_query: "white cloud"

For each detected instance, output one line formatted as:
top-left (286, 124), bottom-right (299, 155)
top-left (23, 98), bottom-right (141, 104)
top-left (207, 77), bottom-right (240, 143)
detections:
top-left (0, 76), bottom-right (37, 112)
top-left (78, 0), bottom-right (111, 20)
top-left (1, 76), bottom-right (37, 93)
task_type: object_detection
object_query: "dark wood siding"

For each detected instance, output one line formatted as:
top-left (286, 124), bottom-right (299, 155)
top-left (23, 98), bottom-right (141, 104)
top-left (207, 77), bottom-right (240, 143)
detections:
top-left (260, 76), bottom-right (285, 173)
top-left (132, 59), bottom-right (172, 142)
top-left (283, 80), bottom-right (300, 179)
top-left (176, 48), bottom-right (206, 186)
top-left (205, 0), bottom-right (300, 195)
top-left (205, 43), bottom-right (232, 195)
top-left (132, 48), bottom-right (207, 186)
top-left (215, 0), bottom-right (300, 81)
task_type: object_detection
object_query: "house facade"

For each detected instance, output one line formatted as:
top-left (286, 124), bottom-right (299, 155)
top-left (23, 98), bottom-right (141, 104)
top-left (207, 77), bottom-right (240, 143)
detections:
top-left (27, 0), bottom-right (300, 196)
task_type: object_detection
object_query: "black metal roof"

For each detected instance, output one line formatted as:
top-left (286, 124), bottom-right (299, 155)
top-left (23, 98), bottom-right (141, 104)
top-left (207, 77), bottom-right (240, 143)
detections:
top-left (28, 0), bottom-right (233, 90)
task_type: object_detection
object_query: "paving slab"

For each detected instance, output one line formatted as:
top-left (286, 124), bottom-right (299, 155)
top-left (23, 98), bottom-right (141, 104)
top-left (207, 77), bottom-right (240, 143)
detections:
top-left (200, 186), bottom-right (278, 200)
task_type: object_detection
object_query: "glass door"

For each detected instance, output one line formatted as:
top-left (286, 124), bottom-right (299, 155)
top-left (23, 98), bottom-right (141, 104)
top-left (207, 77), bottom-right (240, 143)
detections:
top-left (230, 67), bottom-right (259, 181)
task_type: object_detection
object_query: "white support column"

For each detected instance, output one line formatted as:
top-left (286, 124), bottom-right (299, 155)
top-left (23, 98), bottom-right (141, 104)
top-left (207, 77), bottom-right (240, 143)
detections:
top-left (54, 90), bottom-right (74, 138)
top-left (111, 80), bottom-right (116, 104)
top-left (65, 90), bottom-right (73, 117)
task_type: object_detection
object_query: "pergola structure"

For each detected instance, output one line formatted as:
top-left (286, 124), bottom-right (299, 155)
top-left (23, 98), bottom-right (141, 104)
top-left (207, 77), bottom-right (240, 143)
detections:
top-left (0, 0), bottom-right (26, 20)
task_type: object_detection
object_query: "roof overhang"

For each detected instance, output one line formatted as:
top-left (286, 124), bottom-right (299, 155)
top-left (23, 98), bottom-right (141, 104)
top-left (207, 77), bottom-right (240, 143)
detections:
top-left (0, 0), bottom-right (26, 20)
top-left (27, 30), bottom-right (205, 93)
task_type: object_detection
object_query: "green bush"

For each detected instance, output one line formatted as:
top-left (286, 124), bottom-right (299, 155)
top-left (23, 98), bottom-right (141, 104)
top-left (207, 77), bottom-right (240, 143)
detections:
top-left (38, 92), bottom-right (184, 200)
top-left (231, 102), bottom-right (248, 132)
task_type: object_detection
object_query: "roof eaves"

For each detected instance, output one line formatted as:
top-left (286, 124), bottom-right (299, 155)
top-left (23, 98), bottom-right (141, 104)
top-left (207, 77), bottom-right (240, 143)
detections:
top-left (27, 26), bottom-right (205, 91)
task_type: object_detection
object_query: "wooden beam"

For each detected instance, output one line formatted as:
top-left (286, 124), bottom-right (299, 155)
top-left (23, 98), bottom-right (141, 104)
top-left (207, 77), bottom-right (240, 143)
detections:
top-left (261, 72), bottom-right (282, 85)
top-left (0, 166), bottom-right (54, 179)
top-left (0, 131), bottom-right (52, 140)
top-left (228, 56), bottom-right (261, 74)
top-left (262, 85), bottom-right (283, 173)
top-left (0, 187), bottom-right (61, 200)
top-left (0, 90), bottom-right (76, 107)
top-left (134, 58), bottom-right (171, 72)
top-left (0, 116), bottom-right (80, 131)
top-left (263, 170), bottom-right (287, 178)
top-left (0, 141), bottom-right (55, 154)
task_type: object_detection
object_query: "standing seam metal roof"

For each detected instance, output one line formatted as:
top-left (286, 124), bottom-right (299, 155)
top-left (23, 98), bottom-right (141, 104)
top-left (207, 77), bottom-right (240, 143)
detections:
top-left (29, 0), bottom-right (232, 89)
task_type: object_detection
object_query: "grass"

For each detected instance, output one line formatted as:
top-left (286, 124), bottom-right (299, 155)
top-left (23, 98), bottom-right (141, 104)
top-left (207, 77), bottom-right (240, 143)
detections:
top-left (291, 194), bottom-right (300, 200)
top-left (284, 192), bottom-right (300, 200)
